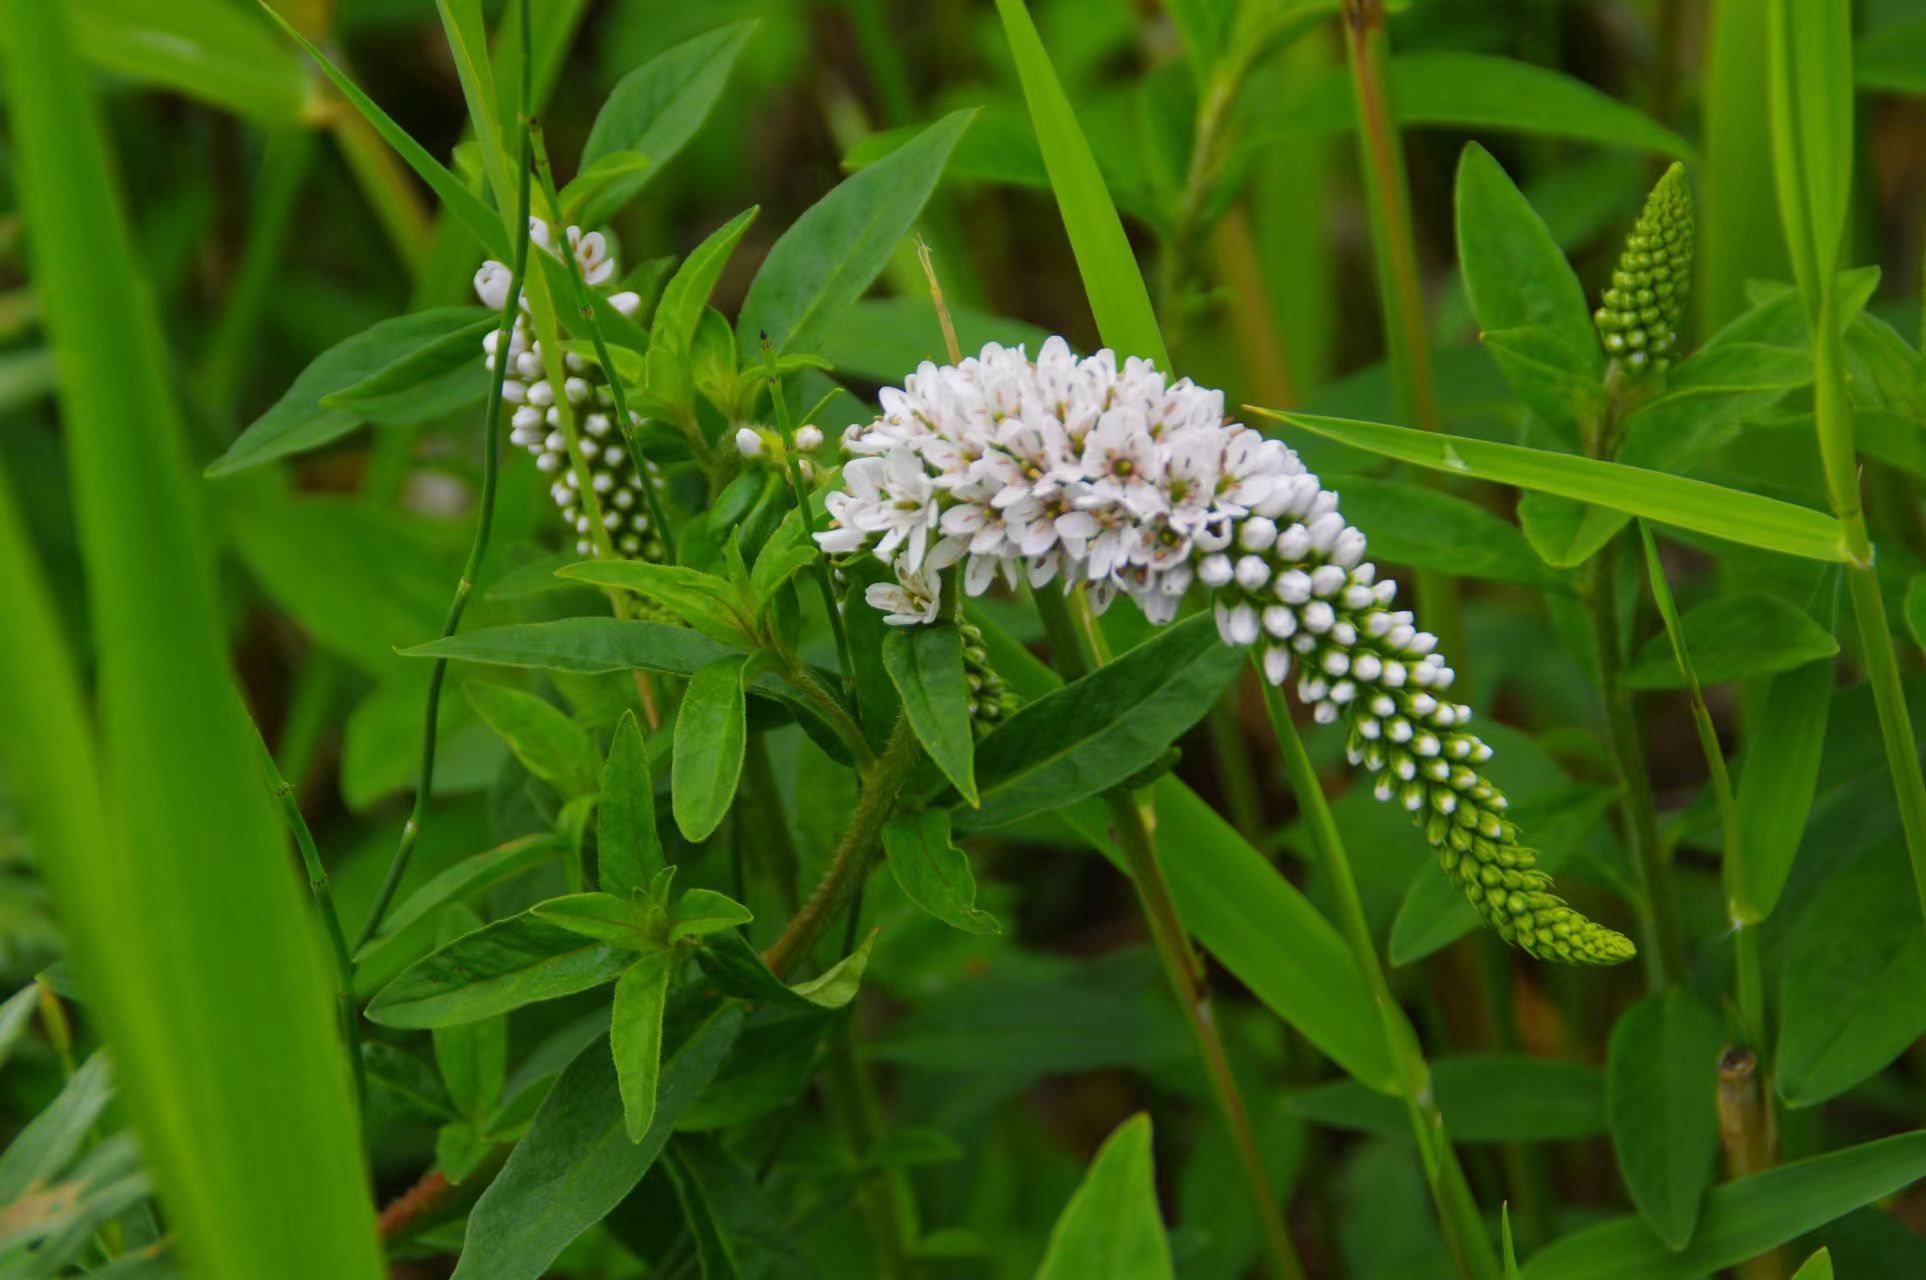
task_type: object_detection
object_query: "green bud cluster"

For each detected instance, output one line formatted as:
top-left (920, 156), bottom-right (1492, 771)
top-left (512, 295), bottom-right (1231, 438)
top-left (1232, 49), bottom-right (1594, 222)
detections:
top-left (1594, 163), bottom-right (1693, 373)
top-left (960, 622), bottom-right (1019, 737)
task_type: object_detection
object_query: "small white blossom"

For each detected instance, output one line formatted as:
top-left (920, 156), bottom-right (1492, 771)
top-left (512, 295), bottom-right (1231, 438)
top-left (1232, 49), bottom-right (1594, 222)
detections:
top-left (795, 424), bottom-right (824, 452)
top-left (736, 427), bottom-right (765, 458)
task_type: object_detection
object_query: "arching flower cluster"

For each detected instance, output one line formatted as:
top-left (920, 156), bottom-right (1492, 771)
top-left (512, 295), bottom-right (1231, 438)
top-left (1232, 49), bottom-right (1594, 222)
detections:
top-left (474, 219), bottom-right (663, 560)
top-left (817, 339), bottom-right (1633, 966)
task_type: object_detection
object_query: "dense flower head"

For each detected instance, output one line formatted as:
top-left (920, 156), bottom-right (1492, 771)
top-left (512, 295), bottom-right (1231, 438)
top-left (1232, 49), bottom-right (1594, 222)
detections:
top-left (475, 218), bottom-right (662, 560)
top-left (818, 338), bottom-right (1634, 966)
top-left (1595, 162), bottom-right (1693, 371)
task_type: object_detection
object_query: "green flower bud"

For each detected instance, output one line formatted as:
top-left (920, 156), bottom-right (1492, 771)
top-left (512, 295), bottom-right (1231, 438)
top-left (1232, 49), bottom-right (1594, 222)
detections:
top-left (1595, 163), bottom-right (1693, 374)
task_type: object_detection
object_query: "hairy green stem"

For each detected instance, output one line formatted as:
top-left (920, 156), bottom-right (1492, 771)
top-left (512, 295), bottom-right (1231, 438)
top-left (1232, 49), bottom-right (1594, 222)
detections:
top-left (355, 46), bottom-right (535, 952)
top-left (762, 716), bottom-right (917, 977)
top-left (1036, 592), bottom-right (1307, 1280)
top-left (1258, 672), bottom-right (1501, 1280)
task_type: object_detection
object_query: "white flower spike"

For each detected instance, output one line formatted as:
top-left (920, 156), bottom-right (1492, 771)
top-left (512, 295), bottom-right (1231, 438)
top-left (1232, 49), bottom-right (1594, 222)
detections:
top-left (816, 339), bottom-right (1634, 967)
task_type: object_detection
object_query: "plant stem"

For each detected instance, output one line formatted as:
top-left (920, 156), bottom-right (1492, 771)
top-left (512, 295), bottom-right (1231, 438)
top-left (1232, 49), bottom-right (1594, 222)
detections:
top-left (1035, 591), bottom-right (1307, 1280)
top-left (1717, 1046), bottom-right (1782, 1280)
top-left (822, 1019), bottom-right (918, 1280)
top-left (1338, 0), bottom-right (1465, 666)
top-left (249, 722), bottom-right (363, 1117)
top-left (1257, 673), bottom-right (1501, 1280)
top-left (1810, 292), bottom-right (1926, 930)
top-left (762, 715), bottom-right (917, 977)
top-left (767, 359), bottom-right (855, 702)
top-left (1585, 545), bottom-right (1683, 990)
top-left (355, 61), bottom-right (534, 952)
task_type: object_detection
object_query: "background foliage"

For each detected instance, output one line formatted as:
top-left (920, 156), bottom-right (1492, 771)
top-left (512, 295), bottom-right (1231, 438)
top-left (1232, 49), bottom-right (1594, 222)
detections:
top-left (5, 0), bottom-right (1926, 1277)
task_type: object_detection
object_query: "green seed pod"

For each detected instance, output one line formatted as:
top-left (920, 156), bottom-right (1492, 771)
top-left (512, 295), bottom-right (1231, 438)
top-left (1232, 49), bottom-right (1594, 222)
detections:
top-left (1594, 162), bottom-right (1693, 374)
top-left (960, 627), bottom-right (1020, 737)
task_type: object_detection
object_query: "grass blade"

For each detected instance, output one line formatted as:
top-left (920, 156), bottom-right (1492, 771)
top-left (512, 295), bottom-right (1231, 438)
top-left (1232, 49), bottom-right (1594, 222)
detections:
top-left (1264, 410), bottom-right (1851, 563)
top-left (0, 1), bottom-right (383, 1273)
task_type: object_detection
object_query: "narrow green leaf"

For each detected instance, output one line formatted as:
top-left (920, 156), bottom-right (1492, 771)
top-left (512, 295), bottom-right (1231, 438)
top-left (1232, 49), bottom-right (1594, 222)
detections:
top-left (665, 1136), bottom-right (821, 1279)
top-left (1730, 655), bottom-right (1833, 923)
top-left (1905, 575), bottom-right (1926, 652)
top-left (257, 5), bottom-right (509, 259)
top-left (437, 1121), bottom-right (492, 1184)
top-left (962, 615), bottom-right (1242, 831)
top-left (739, 110), bottom-right (974, 355)
top-left (673, 655), bottom-right (751, 842)
top-left (1455, 142), bottom-right (1603, 428)
top-left (0, 982), bottom-right (38, 1074)
top-left (1267, 411), bottom-right (1851, 563)
top-left (598, 711), bottom-right (661, 898)
top-left (208, 308), bottom-right (493, 477)
top-left (579, 21), bottom-right (758, 226)
top-left (558, 152), bottom-right (651, 223)
top-left (1331, 475), bottom-right (1563, 589)
top-left (408, 617), bottom-right (743, 676)
top-left (1035, 1114), bottom-right (1173, 1280)
top-left (558, 560), bottom-right (751, 646)
top-left (1622, 593), bottom-right (1838, 689)
top-left (368, 910), bottom-right (631, 1029)
top-left (466, 683), bottom-right (602, 796)
top-left (693, 931), bottom-right (875, 1012)
top-left (46, 0), bottom-right (308, 122)
top-left (1777, 850), bottom-right (1926, 1107)
top-left (1503, 1206), bottom-right (1523, 1280)
top-left (453, 1005), bottom-right (742, 1280)
top-left (0, 4), bottom-right (382, 1273)
top-left (612, 952), bottom-right (676, 1142)
top-left (0, 1052), bottom-right (114, 1201)
top-left (882, 809), bottom-right (1001, 936)
top-left (433, 904), bottom-right (508, 1123)
top-left (653, 207), bottom-right (760, 355)
top-left (884, 623), bottom-right (978, 806)
top-left (995, 0), bottom-right (1168, 368)
top-left (1523, 1132), bottom-right (1926, 1280)
top-left (354, 834), bottom-right (560, 965)
top-left (1858, 16), bottom-right (1926, 95)
top-left (322, 313), bottom-right (499, 421)
top-left (670, 889), bottom-right (754, 942)
top-left (531, 892), bottom-right (651, 947)
top-left (1606, 992), bottom-right (1723, 1249)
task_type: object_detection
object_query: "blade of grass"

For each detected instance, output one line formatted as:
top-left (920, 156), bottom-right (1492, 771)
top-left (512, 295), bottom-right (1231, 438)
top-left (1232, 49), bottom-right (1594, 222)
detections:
top-left (0, 0), bottom-right (383, 1273)
top-left (992, 0), bottom-right (1168, 368)
top-left (1262, 410), bottom-right (1852, 564)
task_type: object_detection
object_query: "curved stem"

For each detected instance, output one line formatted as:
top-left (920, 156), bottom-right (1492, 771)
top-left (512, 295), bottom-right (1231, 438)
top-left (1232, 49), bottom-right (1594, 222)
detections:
top-left (1036, 591), bottom-right (1307, 1280)
top-left (762, 715), bottom-right (917, 977)
top-left (355, 51), bottom-right (535, 952)
top-left (1259, 674), bottom-right (1501, 1280)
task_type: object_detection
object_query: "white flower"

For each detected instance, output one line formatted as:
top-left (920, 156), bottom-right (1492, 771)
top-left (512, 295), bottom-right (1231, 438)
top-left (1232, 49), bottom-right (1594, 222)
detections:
top-left (795, 424), bottom-right (824, 452)
top-left (475, 261), bottom-right (512, 312)
top-left (866, 559), bottom-right (941, 626)
top-left (736, 427), bottom-right (764, 458)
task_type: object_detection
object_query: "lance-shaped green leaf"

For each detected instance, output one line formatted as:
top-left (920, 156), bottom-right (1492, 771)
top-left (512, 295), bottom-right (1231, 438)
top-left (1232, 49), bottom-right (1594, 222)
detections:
top-left (612, 952), bottom-right (677, 1142)
top-left (0, 1052), bottom-right (114, 1202)
top-left (452, 1004), bottom-right (742, 1280)
top-left (653, 206), bottom-right (760, 355)
top-left (960, 614), bottom-right (1242, 831)
top-left (207, 308), bottom-right (493, 477)
top-left (995, 0), bottom-right (1166, 368)
top-left (354, 834), bottom-right (561, 968)
top-left (1776, 850), bottom-right (1926, 1107)
top-left (1285, 1054), bottom-right (1604, 1144)
top-left (532, 892), bottom-right (654, 948)
top-left (882, 809), bottom-right (1000, 936)
top-left (258, 6), bottom-right (508, 259)
top-left (672, 654), bottom-right (751, 843)
top-left (1522, 1132), bottom-right (1926, 1279)
top-left (669, 889), bottom-right (754, 942)
top-left (598, 711), bottom-right (661, 898)
top-left (694, 930), bottom-right (876, 1012)
top-left (579, 21), bottom-right (759, 226)
top-left (368, 910), bottom-right (632, 1029)
top-left (558, 152), bottom-right (650, 224)
top-left (1791, 1249), bottom-right (1834, 1280)
top-left (666, 1136), bottom-right (821, 1279)
top-left (1766, 0), bottom-right (1853, 304)
top-left (1330, 476), bottom-right (1563, 590)
top-left (1035, 1114), bottom-right (1173, 1280)
top-left (739, 109), bottom-right (974, 355)
top-left (559, 561), bottom-right (752, 647)
top-left (1265, 411), bottom-right (1851, 563)
top-left (1622, 593), bottom-right (1838, 689)
top-left (466, 683), bottom-right (602, 796)
top-left (322, 312), bottom-right (499, 422)
top-left (1607, 991), bottom-right (1723, 1249)
top-left (884, 623), bottom-right (978, 806)
top-left (1730, 656), bottom-right (1833, 923)
top-left (1455, 142), bottom-right (1603, 430)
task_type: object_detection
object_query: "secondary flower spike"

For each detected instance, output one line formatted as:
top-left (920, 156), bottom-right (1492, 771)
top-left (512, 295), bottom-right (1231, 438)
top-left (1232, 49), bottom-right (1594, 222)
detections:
top-left (1595, 162), bottom-right (1693, 372)
top-left (817, 339), bottom-right (1635, 966)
